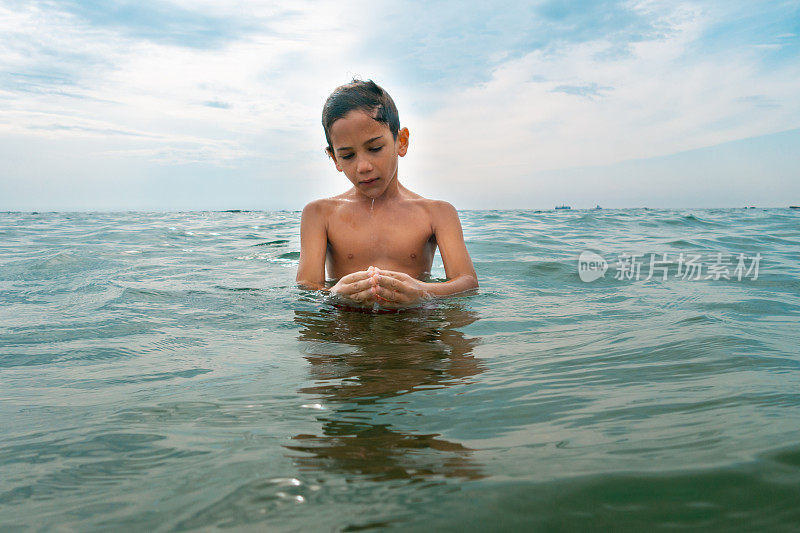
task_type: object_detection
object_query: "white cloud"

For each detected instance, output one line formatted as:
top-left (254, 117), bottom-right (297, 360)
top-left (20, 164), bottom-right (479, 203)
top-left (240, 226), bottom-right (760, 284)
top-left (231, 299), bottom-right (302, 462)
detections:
top-left (1, 0), bottom-right (799, 209)
top-left (405, 2), bottom-right (800, 197)
top-left (0, 0), bottom-right (375, 167)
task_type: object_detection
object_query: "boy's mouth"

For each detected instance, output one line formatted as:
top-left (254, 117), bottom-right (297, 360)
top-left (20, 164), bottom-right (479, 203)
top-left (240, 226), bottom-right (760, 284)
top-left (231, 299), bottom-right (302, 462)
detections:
top-left (359, 177), bottom-right (379, 185)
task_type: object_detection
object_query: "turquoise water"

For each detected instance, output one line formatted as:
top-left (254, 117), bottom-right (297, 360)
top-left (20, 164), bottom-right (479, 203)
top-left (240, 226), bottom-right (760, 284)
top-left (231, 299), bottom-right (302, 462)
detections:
top-left (1, 209), bottom-right (799, 530)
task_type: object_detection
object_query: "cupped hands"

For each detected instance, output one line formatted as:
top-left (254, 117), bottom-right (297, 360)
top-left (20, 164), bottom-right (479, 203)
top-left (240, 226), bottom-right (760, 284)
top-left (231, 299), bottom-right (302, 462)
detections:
top-left (330, 266), bottom-right (429, 308)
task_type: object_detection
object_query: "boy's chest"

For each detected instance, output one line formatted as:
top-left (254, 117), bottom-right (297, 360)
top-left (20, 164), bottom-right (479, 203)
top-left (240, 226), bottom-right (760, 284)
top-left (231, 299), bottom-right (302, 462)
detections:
top-left (326, 206), bottom-right (436, 273)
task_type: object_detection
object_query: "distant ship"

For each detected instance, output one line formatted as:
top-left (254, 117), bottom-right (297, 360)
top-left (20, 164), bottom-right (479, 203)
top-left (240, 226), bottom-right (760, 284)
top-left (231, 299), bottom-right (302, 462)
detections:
top-left (594, 205), bottom-right (602, 210)
top-left (555, 205), bottom-right (571, 210)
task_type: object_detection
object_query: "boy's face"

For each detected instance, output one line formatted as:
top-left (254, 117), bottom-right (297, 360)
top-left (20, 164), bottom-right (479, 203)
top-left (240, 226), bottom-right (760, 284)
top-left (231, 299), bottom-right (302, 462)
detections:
top-left (327, 110), bottom-right (408, 198)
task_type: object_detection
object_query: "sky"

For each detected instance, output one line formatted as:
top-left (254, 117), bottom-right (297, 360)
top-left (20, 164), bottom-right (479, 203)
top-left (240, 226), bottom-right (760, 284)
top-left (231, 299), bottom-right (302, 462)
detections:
top-left (1, 0), bottom-right (799, 211)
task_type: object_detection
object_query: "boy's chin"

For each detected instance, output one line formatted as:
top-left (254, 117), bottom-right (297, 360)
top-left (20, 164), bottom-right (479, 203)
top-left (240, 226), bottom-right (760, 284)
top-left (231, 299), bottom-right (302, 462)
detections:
top-left (350, 178), bottom-right (386, 197)
top-left (357, 188), bottom-right (385, 199)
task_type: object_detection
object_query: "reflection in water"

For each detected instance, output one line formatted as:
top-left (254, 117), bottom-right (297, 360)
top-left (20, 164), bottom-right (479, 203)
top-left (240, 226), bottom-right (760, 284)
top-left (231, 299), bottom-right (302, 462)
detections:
top-left (288, 302), bottom-right (485, 482)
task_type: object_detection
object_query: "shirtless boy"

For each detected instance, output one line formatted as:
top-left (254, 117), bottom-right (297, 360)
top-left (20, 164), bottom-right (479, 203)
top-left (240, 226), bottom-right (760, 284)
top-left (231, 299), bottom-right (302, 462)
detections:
top-left (296, 79), bottom-right (478, 308)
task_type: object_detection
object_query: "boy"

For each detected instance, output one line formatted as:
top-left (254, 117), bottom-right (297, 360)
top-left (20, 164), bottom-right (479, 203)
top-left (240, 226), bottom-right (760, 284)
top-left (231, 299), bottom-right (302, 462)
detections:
top-left (296, 79), bottom-right (478, 308)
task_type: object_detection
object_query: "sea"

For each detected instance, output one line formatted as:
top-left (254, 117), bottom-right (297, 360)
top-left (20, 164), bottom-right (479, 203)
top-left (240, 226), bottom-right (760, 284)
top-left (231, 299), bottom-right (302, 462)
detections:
top-left (1, 208), bottom-right (799, 531)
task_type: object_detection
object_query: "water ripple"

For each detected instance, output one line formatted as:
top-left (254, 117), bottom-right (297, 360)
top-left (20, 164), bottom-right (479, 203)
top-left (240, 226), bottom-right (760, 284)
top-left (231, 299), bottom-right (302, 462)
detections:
top-left (1, 209), bottom-right (799, 530)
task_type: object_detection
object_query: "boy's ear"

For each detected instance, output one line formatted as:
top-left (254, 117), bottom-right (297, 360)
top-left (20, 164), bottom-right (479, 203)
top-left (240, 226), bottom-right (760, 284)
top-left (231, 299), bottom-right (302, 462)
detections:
top-left (397, 127), bottom-right (409, 157)
top-left (326, 147), bottom-right (343, 172)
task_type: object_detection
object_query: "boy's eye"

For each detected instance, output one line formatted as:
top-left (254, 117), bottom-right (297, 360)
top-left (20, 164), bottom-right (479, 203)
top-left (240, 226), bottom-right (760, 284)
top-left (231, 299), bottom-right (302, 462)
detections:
top-left (369, 146), bottom-right (383, 152)
top-left (340, 153), bottom-right (354, 160)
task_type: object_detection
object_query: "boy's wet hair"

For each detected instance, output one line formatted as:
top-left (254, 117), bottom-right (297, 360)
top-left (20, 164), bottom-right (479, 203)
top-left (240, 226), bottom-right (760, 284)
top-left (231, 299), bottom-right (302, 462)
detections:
top-left (322, 79), bottom-right (400, 154)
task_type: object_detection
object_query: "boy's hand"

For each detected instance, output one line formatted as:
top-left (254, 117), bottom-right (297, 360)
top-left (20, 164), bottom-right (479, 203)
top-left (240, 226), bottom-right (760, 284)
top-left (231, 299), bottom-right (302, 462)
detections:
top-left (330, 267), bottom-right (431, 308)
top-left (330, 270), bottom-right (376, 304)
top-left (372, 269), bottom-right (430, 306)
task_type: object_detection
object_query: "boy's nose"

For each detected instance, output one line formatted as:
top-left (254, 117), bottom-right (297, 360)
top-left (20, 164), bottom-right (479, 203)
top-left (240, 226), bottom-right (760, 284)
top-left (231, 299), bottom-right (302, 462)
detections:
top-left (357, 158), bottom-right (373, 173)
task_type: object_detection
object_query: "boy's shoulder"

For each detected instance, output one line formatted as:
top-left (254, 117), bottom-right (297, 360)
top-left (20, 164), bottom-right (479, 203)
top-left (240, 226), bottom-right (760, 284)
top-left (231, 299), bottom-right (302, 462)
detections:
top-left (419, 197), bottom-right (457, 212)
top-left (399, 196), bottom-right (461, 231)
top-left (394, 190), bottom-right (456, 213)
top-left (301, 194), bottom-right (351, 216)
top-left (406, 196), bottom-right (458, 218)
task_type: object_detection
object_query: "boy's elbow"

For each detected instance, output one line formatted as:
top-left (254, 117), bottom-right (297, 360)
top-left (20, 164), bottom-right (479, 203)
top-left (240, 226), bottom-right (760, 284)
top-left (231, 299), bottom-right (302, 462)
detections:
top-left (459, 273), bottom-right (478, 290)
top-left (296, 278), bottom-right (326, 291)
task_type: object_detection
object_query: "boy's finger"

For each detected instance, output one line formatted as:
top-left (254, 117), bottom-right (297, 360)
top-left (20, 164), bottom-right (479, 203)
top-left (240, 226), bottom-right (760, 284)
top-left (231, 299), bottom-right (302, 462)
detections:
top-left (377, 276), bottom-right (416, 297)
top-left (339, 270), bottom-right (372, 284)
top-left (353, 278), bottom-right (374, 292)
top-left (374, 269), bottom-right (403, 278)
top-left (344, 278), bottom-right (376, 296)
top-left (376, 274), bottom-right (406, 291)
top-left (375, 286), bottom-right (395, 302)
top-left (351, 287), bottom-right (375, 302)
top-left (377, 285), bottom-right (409, 303)
top-left (332, 282), bottom-right (354, 296)
top-left (374, 275), bottom-right (394, 289)
top-left (378, 270), bottom-right (413, 283)
top-left (341, 285), bottom-right (374, 303)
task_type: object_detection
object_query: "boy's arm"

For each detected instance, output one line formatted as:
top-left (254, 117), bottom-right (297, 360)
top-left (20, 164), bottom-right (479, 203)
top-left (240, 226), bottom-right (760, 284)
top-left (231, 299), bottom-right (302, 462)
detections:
top-left (296, 201), bottom-right (377, 300)
top-left (422, 200), bottom-right (478, 295)
top-left (296, 201), bottom-right (329, 290)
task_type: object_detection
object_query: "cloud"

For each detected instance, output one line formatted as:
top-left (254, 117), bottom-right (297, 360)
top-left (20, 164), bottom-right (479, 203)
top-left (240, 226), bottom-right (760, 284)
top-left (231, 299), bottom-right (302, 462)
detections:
top-left (551, 83), bottom-right (612, 98)
top-left (54, 0), bottom-right (260, 48)
top-left (1, 0), bottom-right (799, 209)
top-left (403, 0), bottom-right (800, 200)
top-left (0, 0), bottom-right (369, 167)
top-left (203, 100), bottom-right (231, 109)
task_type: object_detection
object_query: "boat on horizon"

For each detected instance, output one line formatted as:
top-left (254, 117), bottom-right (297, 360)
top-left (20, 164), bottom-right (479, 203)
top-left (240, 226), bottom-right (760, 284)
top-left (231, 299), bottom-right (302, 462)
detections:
top-left (555, 205), bottom-right (571, 210)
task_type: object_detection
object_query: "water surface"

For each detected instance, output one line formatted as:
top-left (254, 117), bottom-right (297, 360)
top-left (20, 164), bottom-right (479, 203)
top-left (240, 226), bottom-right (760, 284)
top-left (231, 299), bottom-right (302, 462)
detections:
top-left (1, 209), bottom-right (799, 530)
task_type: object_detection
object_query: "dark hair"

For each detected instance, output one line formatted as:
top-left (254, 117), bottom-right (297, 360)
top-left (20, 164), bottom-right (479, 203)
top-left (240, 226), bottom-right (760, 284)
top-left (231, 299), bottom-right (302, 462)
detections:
top-left (322, 79), bottom-right (400, 154)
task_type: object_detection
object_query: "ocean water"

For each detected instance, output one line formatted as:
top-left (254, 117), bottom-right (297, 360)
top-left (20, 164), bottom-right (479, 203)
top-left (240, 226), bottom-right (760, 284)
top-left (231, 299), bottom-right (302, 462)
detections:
top-left (1, 208), bottom-right (799, 531)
